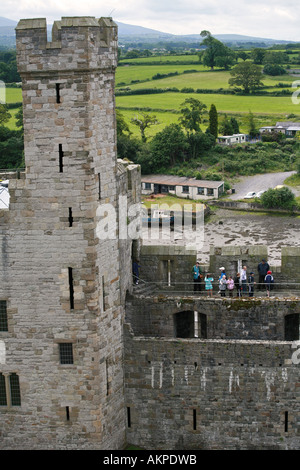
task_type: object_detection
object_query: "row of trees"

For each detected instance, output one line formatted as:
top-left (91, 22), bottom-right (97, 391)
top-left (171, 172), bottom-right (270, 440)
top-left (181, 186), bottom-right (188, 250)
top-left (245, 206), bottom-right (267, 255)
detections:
top-left (0, 50), bottom-right (20, 83)
top-left (117, 97), bottom-right (263, 174)
top-left (198, 31), bottom-right (290, 93)
top-left (198, 32), bottom-right (293, 71)
top-left (117, 98), bottom-right (217, 173)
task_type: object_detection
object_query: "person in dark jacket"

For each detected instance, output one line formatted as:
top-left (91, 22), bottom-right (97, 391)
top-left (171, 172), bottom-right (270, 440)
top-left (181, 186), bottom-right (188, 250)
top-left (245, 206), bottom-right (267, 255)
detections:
top-left (248, 272), bottom-right (256, 297)
top-left (234, 272), bottom-right (242, 297)
top-left (257, 259), bottom-right (269, 290)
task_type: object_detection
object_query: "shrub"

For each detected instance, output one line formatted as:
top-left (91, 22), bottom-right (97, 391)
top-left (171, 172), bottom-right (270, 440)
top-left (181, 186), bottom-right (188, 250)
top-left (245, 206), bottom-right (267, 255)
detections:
top-left (260, 187), bottom-right (297, 210)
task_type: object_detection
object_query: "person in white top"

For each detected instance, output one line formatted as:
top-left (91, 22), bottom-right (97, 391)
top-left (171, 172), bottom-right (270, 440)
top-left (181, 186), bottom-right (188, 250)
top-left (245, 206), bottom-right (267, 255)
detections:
top-left (241, 266), bottom-right (247, 294)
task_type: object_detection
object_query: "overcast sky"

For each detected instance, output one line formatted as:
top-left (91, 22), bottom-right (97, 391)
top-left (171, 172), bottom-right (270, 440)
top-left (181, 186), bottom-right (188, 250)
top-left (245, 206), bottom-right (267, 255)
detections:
top-left (2, 0), bottom-right (300, 41)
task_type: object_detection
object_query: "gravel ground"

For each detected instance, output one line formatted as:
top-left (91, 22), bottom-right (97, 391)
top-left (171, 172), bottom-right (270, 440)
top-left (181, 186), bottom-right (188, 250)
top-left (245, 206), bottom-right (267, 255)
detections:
top-left (202, 208), bottom-right (300, 266)
top-left (142, 171), bottom-right (300, 267)
top-left (229, 171), bottom-right (300, 200)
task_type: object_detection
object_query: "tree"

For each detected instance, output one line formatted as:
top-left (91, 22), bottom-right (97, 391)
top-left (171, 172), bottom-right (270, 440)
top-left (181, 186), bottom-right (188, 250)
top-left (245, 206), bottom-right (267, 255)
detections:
top-left (247, 111), bottom-right (258, 138)
top-left (208, 104), bottom-right (218, 138)
top-left (0, 126), bottom-right (24, 168)
top-left (230, 117), bottom-right (240, 134)
top-left (200, 30), bottom-right (234, 70)
top-left (263, 64), bottom-right (286, 76)
top-left (219, 114), bottom-right (234, 135)
top-left (228, 61), bottom-right (264, 93)
top-left (149, 124), bottom-right (189, 168)
top-left (0, 104), bottom-right (11, 126)
top-left (178, 98), bottom-right (207, 159)
top-left (250, 48), bottom-right (265, 65)
top-left (178, 98), bottom-right (207, 134)
top-left (130, 112), bottom-right (159, 142)
top-left (215, 48), bottom-right (236, 70)
top-left (237, 51), bottom-right (249, 61)
top-left (116, 109), bottom-right (131, 137)
top-left (263, 51), bottom-right (288, 65)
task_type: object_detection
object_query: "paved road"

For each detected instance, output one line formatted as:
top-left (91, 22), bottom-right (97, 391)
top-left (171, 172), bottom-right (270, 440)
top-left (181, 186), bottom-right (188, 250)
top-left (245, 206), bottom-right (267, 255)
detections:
top-left (229, 171), bottom-right (298, 200)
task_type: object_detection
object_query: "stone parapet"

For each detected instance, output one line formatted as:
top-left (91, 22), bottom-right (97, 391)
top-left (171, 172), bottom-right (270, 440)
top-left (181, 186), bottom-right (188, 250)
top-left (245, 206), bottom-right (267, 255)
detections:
top-left (16, 16), bottom-right (118, 75)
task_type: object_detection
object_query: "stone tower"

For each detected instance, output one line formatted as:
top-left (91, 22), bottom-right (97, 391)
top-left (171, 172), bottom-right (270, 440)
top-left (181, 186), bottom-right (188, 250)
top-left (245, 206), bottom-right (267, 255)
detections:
top-left (0, 17), bottom-right (128, 449)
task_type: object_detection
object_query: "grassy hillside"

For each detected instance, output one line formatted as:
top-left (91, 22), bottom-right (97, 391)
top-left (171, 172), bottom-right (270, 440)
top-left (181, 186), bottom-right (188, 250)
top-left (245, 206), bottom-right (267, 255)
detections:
top-left (5, 55), bottom-right (300, 138)
top-left (116, 54), bottom-right (300, 140)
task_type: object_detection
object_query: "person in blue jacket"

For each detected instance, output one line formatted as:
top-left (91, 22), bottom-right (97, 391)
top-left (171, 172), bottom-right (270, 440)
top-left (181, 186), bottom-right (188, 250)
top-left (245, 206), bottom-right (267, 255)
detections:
top-left (192, 261), bottom-right (202, 292)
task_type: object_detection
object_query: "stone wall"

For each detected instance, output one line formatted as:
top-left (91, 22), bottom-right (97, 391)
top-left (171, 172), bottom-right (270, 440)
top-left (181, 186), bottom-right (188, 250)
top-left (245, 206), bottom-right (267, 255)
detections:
top-left (124, 324), bottom-right (299, 450)
top-left (209, 245), bottom-right (300, 291)
top-left (125, 294), bottom-right (300, 341)
top-left (0, 17), bottom-right (130, 450)
top-left (139, 245), bottom-right (197, 292)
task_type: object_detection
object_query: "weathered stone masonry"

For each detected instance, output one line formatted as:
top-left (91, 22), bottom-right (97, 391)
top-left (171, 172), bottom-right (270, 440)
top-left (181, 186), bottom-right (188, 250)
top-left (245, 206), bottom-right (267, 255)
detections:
top-left (0, 17), bottom-right (141, 450)
top-left (124, 246), bottom-right (299, 450)
top-left (0, 16), bottom-right (299, 450)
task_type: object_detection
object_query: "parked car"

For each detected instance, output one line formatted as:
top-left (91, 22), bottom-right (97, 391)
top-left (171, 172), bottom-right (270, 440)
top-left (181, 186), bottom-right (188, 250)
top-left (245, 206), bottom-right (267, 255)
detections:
top-left (256, 190), bottom-right (266, 198)
top-left (244, 191), bottom-right (256, 199)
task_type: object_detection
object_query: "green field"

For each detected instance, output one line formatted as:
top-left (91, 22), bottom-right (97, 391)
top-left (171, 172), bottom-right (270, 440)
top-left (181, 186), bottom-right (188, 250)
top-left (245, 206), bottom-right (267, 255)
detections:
top-left (4, 55), bottom-right (300, 136)
top-left (116, 92), bottom-right (299, 115)
top-left (116, 64), bottom-right (207, 86)
top-left (5, 87), bottom-right (22, 104)
top-left (117, 67), bottom-right (295, 92)
top-left (119, 54), bottom-right (201, 65)
top-left (115, 55), bottom-right (300, 138)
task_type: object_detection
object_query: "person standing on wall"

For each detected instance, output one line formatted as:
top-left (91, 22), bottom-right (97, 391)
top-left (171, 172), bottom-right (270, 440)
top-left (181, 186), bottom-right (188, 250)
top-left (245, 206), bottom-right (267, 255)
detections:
top-left (257, 259), bottom-right (270, 290)
top-left (241, 266), bottom-right (247, 294)
top-left (248, 271), bottom-right (256, 297)
top-left (264, 270), bottom-right (274, 297)
top-left (192, 261), bottom-right (202, 292)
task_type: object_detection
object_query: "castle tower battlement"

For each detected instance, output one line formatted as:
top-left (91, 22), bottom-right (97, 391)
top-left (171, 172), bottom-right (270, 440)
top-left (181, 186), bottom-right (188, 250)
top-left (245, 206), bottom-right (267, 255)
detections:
top-left (16, 17), bottom-right (118, 74)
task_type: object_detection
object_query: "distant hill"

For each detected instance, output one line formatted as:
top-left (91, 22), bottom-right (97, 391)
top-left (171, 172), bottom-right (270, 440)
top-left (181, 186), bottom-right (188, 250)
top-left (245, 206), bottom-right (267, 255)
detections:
top-left (0, 17), bottom-right (17, 26)
top-left (0, 17), bottom-right (297, 48)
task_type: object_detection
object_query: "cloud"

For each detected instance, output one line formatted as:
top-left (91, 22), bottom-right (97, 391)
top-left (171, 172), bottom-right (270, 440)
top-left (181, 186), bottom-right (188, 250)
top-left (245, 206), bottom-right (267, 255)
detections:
top-left (2, 0), bottom-right (300, 41)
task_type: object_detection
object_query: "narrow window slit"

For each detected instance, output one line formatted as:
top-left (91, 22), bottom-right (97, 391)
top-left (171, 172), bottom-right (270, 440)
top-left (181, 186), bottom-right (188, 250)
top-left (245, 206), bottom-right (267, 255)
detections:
top-left (127, 407), bottom-right (131, 428)
top-left (66, 406), bottom-right (70, 421)
top-left (59, 144), bottom-right (64, 173)
top-left (98, 173), bottom-right (101, 199)
top-left (106, 360), bottom-right (110, 396)
top-left (285, 411), bottom-right (288, 432)
top-left (102, 276), bottom-right (105, 311)
top-left (193, 409), bottom-right (197, 430)
top-left (68, 208), bottom-right (73, 227)
top-left (56, 83), bottom-right (61, 103)
top-left (68, 267), bottom-right (74, 310)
